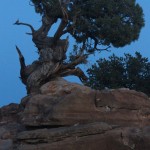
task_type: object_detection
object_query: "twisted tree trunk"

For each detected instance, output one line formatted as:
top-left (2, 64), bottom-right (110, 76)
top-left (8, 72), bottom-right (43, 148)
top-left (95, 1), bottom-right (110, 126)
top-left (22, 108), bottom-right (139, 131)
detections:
top-left (15, 15), bottom-right (87, 94)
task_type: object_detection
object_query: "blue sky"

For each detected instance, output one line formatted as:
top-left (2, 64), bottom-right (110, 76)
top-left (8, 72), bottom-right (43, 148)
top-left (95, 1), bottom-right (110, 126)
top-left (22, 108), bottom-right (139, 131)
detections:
top-left (0, 0), bottom-right (150, 106)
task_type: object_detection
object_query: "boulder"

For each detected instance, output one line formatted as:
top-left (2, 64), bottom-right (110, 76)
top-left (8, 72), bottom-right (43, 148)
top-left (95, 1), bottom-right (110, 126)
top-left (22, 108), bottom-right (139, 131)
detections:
top-left (0, 78), bottom-right (150, 150)
top-left (21, 78), bottom-right (150, 127)
top-left (16, 124), bottom-right (150, 150)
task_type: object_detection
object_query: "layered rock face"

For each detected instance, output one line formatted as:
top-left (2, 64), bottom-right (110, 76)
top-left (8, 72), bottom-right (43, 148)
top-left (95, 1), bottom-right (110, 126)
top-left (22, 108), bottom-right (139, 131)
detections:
top-left (0, 78), bottom-right (150, 150)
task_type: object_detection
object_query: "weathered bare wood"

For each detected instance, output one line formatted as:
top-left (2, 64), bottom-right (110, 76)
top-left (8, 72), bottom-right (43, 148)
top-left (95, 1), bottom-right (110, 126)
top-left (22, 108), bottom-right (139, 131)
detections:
top-left (62, 55), bottom-right (87, 69)
top-left (59, 67), bottom-right (88, 82)
top-left (53, 19), bottom-right (68, 44)
top-left (26, 62), bottom-right (61, 93)
top-left (16, 46), bottom-right (27, 84)
top-left (15, 5), bottom-right (88, 94)
top-left (14, 20), bottom-right (35, 34)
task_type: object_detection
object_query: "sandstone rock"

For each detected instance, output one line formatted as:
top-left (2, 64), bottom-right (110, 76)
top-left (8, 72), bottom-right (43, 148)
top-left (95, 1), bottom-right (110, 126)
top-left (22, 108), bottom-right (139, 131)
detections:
top-left (20, 78), bottom-right (150, 127)
top-left (0, 103), bottom-right (21, 123)
top-left (17, 122), bottom-right (113, 144)
top-left (0, 139), bottom-right (13, 150)
top-left (16, 123), bottom-right (150, 150)
top-left (0, 78), bottom-right (150, 150)
top-left (40, 77), bottom-right (92, 95)
top-left (20, 78), bottom-right (97, 126)
top-left (95, 89), bottom-right (150, 126)
top-left (0, 127), bottom-right (11, 139)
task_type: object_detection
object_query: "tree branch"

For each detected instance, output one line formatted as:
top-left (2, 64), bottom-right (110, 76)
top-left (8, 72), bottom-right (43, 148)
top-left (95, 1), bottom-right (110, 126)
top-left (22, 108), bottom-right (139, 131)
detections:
top-left (60, 67), bottom-right (88, 82)
top-left (36, 15), bottom-right (56, 37)
top-left (53, 19), bottom-right (68, 44)
top-left (16, 46), bottom-right (27, 84)
top-left (95, 45), bottom-right (111, 52)
top-left (14, 20), bottom-right (35, 34)
top-left (60, 25), bottom-right (73, 36)
top-left (53, 1), bottom-right (69, 43)
top-left (62, 54), bottom-right (87, 70)
top-left (87, 34), bottom-right (111, 53)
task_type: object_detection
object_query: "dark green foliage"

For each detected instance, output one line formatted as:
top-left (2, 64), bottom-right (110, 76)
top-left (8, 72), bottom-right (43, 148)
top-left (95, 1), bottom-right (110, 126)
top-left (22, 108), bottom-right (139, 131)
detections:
top-left (30, 0), bottom-right (144, 52)
top-left (86, 52), bottom-right (150, 96)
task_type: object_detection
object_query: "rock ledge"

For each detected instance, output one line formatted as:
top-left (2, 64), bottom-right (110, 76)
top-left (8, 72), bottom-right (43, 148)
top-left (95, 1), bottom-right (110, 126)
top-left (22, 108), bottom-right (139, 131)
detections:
top-left (0, 78), bottom-right (150, 150)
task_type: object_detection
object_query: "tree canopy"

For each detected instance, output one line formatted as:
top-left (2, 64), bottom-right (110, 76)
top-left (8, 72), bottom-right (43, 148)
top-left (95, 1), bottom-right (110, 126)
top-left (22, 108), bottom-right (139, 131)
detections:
top-left (86, 52), bottom-right (150, 96)
top-left (31, 0), bottom-right (144, 51)
top-left (14, 0), bottom-right (144, 93)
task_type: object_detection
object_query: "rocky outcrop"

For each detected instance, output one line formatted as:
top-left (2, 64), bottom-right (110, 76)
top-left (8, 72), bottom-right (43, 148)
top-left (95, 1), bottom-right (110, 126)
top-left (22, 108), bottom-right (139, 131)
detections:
top-left (0, 78), bottom-right (150, 150)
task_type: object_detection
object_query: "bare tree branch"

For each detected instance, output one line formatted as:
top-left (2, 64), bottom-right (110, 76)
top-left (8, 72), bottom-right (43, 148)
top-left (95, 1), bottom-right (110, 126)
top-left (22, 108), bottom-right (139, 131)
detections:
top-left (62, 54), bottom-right (87, 70)
top-left (14, 20), bottom-right (35, 34)
top-left (53, 19), bottom-right (68, 44)
top-left (60, 67), bottom-right (88, 82)
top-left (95, 45), bottom-right (111, 52)
top-left (16, 46), bottom-right (27, 84)
top-left (53, 1), bottom-right (69, 43)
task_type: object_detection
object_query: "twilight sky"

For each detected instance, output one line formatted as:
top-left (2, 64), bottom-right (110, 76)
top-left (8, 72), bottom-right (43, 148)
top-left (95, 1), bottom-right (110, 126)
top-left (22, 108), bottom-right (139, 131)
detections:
top-left (0, 0), bottom-right (150, 107)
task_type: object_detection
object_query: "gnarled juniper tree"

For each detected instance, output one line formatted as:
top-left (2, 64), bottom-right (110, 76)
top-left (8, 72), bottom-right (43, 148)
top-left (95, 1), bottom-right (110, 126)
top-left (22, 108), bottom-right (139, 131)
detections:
top-left (15, 0), bottom-right (144, 94)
